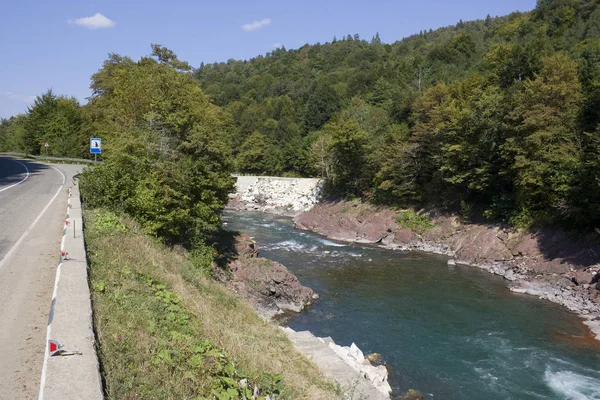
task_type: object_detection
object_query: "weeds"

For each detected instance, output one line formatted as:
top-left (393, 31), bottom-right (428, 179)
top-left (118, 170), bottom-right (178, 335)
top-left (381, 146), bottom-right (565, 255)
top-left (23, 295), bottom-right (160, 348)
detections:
top-left (85, 208), bottom-right (338, 399)
top-left (396, 209), bottom-right (434, 234)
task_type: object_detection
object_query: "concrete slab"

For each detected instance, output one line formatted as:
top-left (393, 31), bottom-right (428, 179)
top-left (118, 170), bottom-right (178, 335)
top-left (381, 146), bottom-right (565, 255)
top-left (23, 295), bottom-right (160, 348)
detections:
top-left (39, 180), bottom-right (103, 400)
top-left (282, 327), bottom-right (390, 400)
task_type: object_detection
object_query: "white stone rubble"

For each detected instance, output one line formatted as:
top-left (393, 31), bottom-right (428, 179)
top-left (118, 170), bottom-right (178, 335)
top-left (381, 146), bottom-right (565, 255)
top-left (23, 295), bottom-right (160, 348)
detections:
top-left (235, 176), bottom-right (322, 214)
top-left (328, 341), bottom-right (393, 398)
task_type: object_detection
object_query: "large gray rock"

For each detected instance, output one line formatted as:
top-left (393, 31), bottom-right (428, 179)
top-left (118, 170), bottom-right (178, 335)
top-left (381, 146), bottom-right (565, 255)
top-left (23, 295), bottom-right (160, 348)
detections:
top-left (228, 257), bottom-right (318, 318)
top-left (221, 234), bottom-right (318, 319)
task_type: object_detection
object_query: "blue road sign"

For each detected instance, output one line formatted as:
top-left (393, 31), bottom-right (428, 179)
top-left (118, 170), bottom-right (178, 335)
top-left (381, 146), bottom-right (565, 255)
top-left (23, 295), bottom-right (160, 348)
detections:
top-left (90, 138), bottom-right (102, 154)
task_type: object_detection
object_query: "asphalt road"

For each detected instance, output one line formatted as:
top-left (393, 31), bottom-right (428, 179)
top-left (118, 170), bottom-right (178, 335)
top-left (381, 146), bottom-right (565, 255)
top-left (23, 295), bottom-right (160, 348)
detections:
top-left (0, 157), bottom-right (82, 399)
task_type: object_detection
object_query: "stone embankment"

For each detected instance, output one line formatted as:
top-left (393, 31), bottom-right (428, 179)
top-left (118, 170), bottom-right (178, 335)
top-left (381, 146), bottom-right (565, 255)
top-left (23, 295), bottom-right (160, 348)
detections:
top-left (228, 175), bottom-right (322, 216)
top-left (293, 200), bottom-right (600, 340)
top-left (282, 327), bottom-right (392, 400)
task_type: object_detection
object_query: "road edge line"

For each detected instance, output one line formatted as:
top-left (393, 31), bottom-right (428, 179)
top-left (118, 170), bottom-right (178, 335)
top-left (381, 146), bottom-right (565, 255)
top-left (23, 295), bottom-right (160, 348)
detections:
top-left (0, 159), bottom-right (29, 193)
top-left (0, 167), bottom-right (65, 272)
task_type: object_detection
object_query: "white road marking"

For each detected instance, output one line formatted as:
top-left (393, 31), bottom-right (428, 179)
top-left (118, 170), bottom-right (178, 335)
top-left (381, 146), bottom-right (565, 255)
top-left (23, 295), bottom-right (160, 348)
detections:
top-left (39, 177), bottom-right (70, 400)
top-left (38, 262), bottom-right (62, 400)
top-left (0, 159), bottom-right (30, 193)
top-left (0, 166), bottom-right (66, 272)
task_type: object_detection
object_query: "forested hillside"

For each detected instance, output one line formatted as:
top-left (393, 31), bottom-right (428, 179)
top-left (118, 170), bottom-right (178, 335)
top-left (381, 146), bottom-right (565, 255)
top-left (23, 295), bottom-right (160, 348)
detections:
top-left (1, 0), bottom-right (599, 233)
top-left (196, 0), bottom-right (600, 230)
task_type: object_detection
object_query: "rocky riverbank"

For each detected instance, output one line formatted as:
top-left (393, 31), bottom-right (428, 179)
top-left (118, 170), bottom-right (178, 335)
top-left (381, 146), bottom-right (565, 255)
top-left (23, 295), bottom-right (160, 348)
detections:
top-left (217, 230), bottom-right (395, 398)
top-left (293, 200), bottom-right (600, 340)
top-left (216, 232), bottom-right (318, 319)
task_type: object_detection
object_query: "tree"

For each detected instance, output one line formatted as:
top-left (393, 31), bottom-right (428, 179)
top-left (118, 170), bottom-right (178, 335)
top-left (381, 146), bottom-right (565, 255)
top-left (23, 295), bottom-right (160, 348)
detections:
top-left (0, 118), bottom-right (11, 151)
top-left (322, 119), bottom-right (368, 196)
top-left (303, 82), bottom-right (341, 133)
top-left (485, 43), bottom-right (542, 88)
top-left (151, 43), bottom-right (192, 71)
top-left (308, 133), bottom-right (333, 178)
top-left (23, 90), bottom-right (84, 156)
top-left (371, 32), bottom-right (382, 45)
top-left (505, 53), bottom-right (583, 223)
top-left (80, 46), bottom-right (234, 245)
top-left (235, 131), bottom-right (267, 174)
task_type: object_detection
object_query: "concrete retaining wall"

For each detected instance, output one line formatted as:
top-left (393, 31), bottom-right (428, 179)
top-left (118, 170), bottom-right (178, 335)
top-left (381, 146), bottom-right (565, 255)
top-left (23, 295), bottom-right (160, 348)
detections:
top-left (232, 175), bottom-right (322, 214)
top-left (38, 182), bottom-right (103, 399)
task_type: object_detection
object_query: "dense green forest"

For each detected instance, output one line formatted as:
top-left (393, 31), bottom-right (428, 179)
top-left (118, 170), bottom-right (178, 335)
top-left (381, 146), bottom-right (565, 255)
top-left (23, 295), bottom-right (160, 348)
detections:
top-left (1, 0), bottom-right (600, 235)
top-left (1, 46), bottom-right (235, 254)
top-left (195, 0), bottom-right (600, 230)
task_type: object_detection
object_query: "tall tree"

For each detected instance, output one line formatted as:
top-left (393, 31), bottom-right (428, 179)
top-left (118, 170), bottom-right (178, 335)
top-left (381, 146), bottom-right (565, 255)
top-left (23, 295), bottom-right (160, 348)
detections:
top-left (505, 53), bottom-right (582, 222)
top-left (22, 90), bottom-right (84, 156)
top-left (81, 46), bottom-right (234, 244)
top-left (303, 82), bottom-right (341, 133)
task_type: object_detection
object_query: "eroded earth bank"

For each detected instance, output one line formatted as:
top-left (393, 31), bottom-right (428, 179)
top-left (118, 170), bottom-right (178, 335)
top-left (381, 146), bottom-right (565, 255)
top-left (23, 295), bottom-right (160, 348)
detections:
top-left (293, 200), bottom-right (600, 339)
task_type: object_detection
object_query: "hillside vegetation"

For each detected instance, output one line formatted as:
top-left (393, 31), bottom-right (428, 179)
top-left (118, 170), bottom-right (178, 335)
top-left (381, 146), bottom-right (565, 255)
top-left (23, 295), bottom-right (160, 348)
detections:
top-left (1, 1), bottom-right (598, 396)
top-left (195, 0), bottom-right (600, 230)
top-left (2, 2), bottom-right (599, 231)
top-left (85, 209), bottom-right (338, 399)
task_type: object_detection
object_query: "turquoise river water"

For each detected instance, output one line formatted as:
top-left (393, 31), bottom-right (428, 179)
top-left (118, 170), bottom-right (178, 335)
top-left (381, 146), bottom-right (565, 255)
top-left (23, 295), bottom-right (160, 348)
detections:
top-left (224, 211), bottom-right (600, 400)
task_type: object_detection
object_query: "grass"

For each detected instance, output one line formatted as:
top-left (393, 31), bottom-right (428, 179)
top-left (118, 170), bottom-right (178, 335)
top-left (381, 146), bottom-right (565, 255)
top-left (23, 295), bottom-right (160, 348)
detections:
top-left (85, 208), bottom-right (340, 399)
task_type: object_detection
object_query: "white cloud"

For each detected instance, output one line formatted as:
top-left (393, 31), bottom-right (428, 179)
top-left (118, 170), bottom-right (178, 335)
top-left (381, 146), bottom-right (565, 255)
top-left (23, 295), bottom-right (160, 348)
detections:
top-left (272, 43), bottom-right (282, 48)
top-left (69, 13), bottom-right (116, 29)
top-left (3, 92), bottom-right (36, 103)
top-left (242, 18), bottom-right (271, 32)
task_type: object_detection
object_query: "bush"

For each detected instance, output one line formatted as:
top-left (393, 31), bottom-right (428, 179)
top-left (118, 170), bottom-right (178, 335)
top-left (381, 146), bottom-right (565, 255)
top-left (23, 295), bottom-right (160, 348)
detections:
top-left (396, 209), bottom-right (434, 234)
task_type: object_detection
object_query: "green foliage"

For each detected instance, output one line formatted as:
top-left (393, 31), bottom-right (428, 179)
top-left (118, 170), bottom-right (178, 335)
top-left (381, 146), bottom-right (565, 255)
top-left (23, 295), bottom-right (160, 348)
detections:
top-left (235, 131), bottom-right (267, 173)
top-left (88, 213), bottom-right (283, 399)
top-left (85, 209), bottom-right (335, 399)
top-left (1, 90), bottom-right (85, 156)
top-left (79, 46), bottom-right (235, 246)
top-left (322, 119), bottom-right (368, 197)
top-left (395, 210), bottom-right (434, 234)
top-left (303, 82), bottom-right (342, 133)
top-left (192, 0), bottom-right (600, 231)
top-left (506, 53), bottom-right (583, 222)
top-left (190, 244), bottom-right (216, 278)
top-left (5, 1), bottom-right (600, 236)
top-left (94, 209), bottom-right (128, 234)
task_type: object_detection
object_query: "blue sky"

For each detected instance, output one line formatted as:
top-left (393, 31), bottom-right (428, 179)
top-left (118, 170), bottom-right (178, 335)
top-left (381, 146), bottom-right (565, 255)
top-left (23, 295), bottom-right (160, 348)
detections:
top-left (0, 0), bottom-right (536, 119)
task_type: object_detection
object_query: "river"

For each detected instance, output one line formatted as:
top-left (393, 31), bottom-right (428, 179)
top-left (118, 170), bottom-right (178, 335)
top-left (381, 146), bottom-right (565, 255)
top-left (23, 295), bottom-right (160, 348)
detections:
top-left (223, 211), bottom-right (600, 400)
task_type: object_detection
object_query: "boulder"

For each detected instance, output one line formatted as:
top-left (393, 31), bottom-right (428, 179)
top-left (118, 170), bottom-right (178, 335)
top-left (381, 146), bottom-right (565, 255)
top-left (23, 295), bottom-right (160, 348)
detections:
top-left (393, 229), bottom-right (415, 245)
top-left (366, 352), bottom-right (383, 365)
top-left (567, 270), bottom-right (594, 286)
top-left (295, 201), bottom-right (398, 244)
top-left (450, 226), bottom-right (513, 264)
top-left (514, 233), bottom-right (542, 258)
top-left (229, 257), bottom-right (317, 318)
top-left (234, 233), bottom-right (260, 258)
top-left (226, 194), bottom-right (246, 211)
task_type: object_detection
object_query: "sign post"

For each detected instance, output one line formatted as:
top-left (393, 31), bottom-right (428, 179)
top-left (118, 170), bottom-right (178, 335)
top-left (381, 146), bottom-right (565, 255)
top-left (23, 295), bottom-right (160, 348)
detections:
top-left (44, 143), bottom-right (49, 156)
top-left (90, 138), bottom-right (102, 162)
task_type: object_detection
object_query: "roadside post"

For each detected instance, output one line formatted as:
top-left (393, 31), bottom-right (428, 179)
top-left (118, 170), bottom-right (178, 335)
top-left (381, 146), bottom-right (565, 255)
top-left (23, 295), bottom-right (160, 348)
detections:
top-left (44, 142), bottom-right (49, 156)
top-left (90, 138), bottom-right (102, 162)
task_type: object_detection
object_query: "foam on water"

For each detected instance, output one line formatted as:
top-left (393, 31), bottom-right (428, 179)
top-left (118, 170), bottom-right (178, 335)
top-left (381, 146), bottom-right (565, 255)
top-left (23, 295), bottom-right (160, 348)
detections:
top-left (318, 238), bottom-right (347, 247)
top-left (544, 369), bottom-right (600, 400)
top-left (224, 210), bottom-right (600, 399)
top-left (266, 240), bottom-right (318, 253)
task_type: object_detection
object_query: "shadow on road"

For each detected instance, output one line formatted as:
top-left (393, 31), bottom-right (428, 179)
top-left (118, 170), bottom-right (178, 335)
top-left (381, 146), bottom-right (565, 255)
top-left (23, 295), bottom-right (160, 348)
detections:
top-left (0, 156), bottom-right (51, 189)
